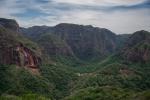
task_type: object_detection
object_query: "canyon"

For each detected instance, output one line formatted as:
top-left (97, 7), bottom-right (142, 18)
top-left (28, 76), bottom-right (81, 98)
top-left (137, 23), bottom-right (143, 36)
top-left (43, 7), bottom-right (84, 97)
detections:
top-left (0, 18), bottom-right (150, 100)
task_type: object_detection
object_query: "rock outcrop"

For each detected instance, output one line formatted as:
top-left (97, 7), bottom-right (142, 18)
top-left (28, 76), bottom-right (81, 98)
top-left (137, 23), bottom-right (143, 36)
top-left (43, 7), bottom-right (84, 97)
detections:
top-left (15, 43), bottom-right (41, 68)
top-left (122, 30), bottom-right (150, 63)
top-left (0, 18), bottom-right (41, 69)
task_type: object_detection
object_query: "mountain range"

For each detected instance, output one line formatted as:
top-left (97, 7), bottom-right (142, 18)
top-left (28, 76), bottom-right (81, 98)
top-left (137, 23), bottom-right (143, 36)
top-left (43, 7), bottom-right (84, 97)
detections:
top-left (0, 18), bottom-right (150, 100)
top-left (20, 23), bottom-right (123, 61)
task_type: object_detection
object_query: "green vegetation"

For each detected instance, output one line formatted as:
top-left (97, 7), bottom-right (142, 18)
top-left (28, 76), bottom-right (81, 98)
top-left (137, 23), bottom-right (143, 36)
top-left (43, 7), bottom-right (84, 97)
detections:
top-left (1, 54), bottom-right (150, 100)
top-left (0, 20), bottom-right (150, 100)
top-left (40, 64), bottom-right (78, 99)
top-left (65, 87), bottom-right (150, 100)
top-left (65, 86), bottom-right (136, 100)
top-left (0, 64), bottom-right (78, 100)
top-left (0, 65), bottom-right (53, 98)
top-left (0, 94), bottom-right (51, 100)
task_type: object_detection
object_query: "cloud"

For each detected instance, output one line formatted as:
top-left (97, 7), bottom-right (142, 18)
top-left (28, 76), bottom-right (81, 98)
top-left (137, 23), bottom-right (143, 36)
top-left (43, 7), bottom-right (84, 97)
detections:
top-left (53, 0), bottom-right (147, 6)
top-left (0, 0), bottom-right (149, 34)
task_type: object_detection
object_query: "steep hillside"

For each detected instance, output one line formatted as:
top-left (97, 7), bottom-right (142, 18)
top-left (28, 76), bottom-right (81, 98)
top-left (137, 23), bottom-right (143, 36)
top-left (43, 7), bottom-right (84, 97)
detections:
top-left (64, 31), bottom-right (150, 100)
top-left (116, 34), bottom-right (131, 50)
top-left (53, 24), bottom-right (117, 60)
top-left (36, 33), bottom-right (75, 62)
top-left (121, 30), bottom-right (150, 63)
top-left (1, 18), bottom-right (150, 100)
top-left (0, 19), bottom-right (41, 70)
top-left (21, 23), bottom-right (117, 61)
top-left (0, 18), bottom-right (19, 32)
top-left (20, 26), bottom-right (51, 38)
top-left (0, 18), bottom-right (78, 100)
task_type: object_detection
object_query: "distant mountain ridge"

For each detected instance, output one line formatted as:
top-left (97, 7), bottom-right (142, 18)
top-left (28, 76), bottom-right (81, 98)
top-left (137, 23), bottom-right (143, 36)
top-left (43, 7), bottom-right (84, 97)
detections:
top-left (121, 30), bottom-right (150, 63)
top-left (20, 23), bottom-right (119, 61)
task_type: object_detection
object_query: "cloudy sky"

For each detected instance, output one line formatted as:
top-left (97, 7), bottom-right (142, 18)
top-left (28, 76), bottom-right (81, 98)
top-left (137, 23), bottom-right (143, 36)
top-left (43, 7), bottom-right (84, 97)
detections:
top-left (0, 0), bottom-right (150, 34)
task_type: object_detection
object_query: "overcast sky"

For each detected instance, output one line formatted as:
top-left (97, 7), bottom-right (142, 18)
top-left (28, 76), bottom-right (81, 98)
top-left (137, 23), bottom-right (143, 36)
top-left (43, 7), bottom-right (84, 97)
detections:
top-left (0, 0), bottom-right (150, 34)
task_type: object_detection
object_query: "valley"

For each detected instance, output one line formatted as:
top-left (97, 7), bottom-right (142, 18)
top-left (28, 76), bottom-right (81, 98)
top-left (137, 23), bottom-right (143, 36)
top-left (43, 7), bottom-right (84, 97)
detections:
top-left (0, 18), bottom-right (150, 100)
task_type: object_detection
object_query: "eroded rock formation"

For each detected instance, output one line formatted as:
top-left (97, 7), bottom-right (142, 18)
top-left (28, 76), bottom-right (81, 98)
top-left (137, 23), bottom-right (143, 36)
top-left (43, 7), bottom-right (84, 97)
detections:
top-left (15, 43), bottom-right (41, 68)
top-left (0, 43), bottom-right (41, 69)
top-left (0, 18), bottom-right (41, 69)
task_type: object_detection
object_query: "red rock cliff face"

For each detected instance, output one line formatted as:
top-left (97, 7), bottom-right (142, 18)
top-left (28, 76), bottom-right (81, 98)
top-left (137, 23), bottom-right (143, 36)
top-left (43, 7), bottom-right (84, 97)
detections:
top-left (0, 43), bottom-right (41, 69)
top-left (0, 18), bottom-right (41, 69)
top-left (15, 44), bottom-right (41, 68)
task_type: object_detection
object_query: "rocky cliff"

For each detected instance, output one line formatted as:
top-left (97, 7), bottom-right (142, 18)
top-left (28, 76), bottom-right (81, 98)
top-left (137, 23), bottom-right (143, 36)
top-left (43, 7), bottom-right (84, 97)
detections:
top-left (21, 23), bottom-right (117, 61)
top-left (52, 23), bottom-right (117, 60)
top-left (121, 30), bottom-right (150, 63)
top-left (0, 18), bottom-right (41, 69)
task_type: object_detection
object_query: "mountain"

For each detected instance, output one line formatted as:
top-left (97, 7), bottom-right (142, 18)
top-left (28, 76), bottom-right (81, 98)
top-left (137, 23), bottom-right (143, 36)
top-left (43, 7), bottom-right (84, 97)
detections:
top-left (21, 23), bottom-right (118, 61)
top-left (0, 18), bottom-right (41, 70)
top-left (20, 25), bottom-right (51, 38)
top-left (121, 30), bottom-right (150, 63)
top-left (0, 18), bottom-right (19, 32)
top-left (0, 18), bottom-right (150, 100)
top-left (65, 31), bottom-right (150, 100)
top-left (0, 18), bottom-right (77, 99)
top-left (116, 34), bottom-right (131, 50)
